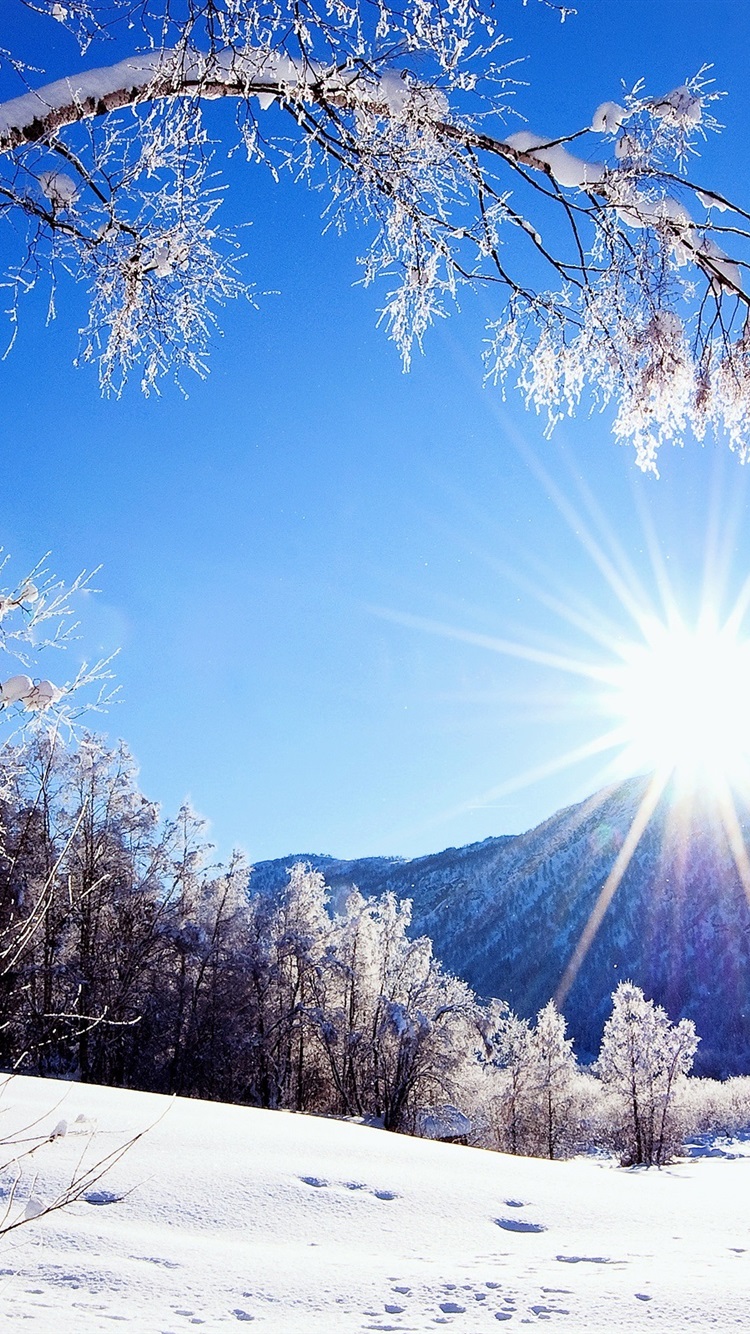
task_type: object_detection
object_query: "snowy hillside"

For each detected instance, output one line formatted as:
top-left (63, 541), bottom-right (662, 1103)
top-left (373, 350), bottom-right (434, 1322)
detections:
top-left (250, 777), bottom-right (750, 1075)
top-left (0, 1076), bottom-right (748, 1331)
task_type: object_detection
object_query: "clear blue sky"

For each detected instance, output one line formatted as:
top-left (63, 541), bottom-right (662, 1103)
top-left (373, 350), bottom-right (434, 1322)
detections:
top-left (2, 0), bottom-right (750, 862)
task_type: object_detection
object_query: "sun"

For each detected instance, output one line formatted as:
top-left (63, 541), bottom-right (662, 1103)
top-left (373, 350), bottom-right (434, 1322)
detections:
top-left (601, 614), bottom-right (750, 791)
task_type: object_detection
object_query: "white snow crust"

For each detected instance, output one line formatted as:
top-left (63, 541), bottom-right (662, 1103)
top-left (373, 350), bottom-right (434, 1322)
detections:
top-left (0, 1075), bottom-right (748, 1331)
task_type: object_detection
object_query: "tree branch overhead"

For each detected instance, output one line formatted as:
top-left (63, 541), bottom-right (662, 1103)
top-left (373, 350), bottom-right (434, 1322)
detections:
top-left (0, 3), bottom-right (748, 468)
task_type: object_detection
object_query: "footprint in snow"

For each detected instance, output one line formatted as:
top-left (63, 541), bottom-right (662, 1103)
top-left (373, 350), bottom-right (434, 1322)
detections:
top-left (556, 1255), bottom-right (611, 1265)
top-left (504, 1200), bottom-right (525, 1209)
top-left (494, 1218), bottom-right (545, 1234)
top-left (439, 1301), bottom-right (466, 1314)
top-left (635, 1294), bottom-right (652, 1302)
top-left (385, 1304), bottom-right (405, 1314)
top-left (232, 1311), bottom-right (255, 1322)
top-left (135, 1255), bottom-right (180, 1269)
top-left (373, 1189), bottom-right (398, 1201)
top-left (84, 1189), bottom-right (123, 1206)
top-left (300, 1176), bottom-right (328, 1188)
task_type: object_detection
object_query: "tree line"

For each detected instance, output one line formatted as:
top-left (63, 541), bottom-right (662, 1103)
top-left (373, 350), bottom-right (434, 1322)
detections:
top-left (0, 731), bottom-right (745, 1167)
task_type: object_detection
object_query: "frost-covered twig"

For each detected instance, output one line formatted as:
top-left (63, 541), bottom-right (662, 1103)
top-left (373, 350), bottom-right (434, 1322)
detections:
top-left (0, 553), bottom-right (116, 740)
top-left (0, 1075), bottom-right (169, 1238)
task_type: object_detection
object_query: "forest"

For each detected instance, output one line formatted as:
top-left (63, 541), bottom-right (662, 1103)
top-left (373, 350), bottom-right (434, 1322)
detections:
top-left (1, 729), bottom-right (747, 1170)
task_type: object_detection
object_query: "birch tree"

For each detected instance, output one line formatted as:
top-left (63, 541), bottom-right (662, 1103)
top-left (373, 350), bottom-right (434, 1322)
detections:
top-left (1, 1), bottom-right (750, 468)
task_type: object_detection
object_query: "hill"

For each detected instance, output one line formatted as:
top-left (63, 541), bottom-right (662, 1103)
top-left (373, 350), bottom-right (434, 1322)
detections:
top-left (1, 1074), bottom-right (749, 1330)
top-left (250, 777), bottom-right (750, 1075)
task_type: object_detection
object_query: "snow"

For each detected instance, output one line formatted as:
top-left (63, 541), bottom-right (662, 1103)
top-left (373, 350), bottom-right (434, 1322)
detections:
top-left (608, 183), bottom-right (741, 291)
top-left (612, 184), bottom-right (694, 232)
top-left (0, 673), bottom-right (33, 704)
top-left (38, 169), bottom-right (78, 207)
top-left (650, 86), bottom-right (703, 128)
top-left (418, 1104), bottom-right (471, 1140)
top-left (0, 52), bottom-right (169, 139)
top-left (504, 132), bottom-right (605, 189)
top-left (0, 47), bottom-right (301, 141)
top-left (591, 102), bottom-right (628, 135)
top-left (1, 1074), bottom-right (749, 1331)
top-left (696, 190), bottom-right (730, 213)
top-left (24, 679), bottom-right (63, 710)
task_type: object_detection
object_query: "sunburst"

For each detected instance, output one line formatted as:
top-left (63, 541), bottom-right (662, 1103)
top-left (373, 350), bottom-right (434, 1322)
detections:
top-left (371, 455), bottom-right (750, 1006)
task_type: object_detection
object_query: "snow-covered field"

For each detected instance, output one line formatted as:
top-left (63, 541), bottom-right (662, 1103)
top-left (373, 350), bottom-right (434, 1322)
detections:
top-left (0, 1077), bottom-right (747, 1331)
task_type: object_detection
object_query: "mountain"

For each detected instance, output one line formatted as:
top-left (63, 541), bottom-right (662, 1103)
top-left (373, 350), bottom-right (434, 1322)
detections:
top-left (248, 777), bottom-right (750, 1076)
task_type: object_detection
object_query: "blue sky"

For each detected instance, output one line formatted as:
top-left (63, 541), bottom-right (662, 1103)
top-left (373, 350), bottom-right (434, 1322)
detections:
top-left (2, 0), bottom-right (750, 862)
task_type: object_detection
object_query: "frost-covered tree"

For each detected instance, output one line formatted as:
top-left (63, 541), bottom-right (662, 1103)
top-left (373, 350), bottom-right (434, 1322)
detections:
top-left (312, 886), bottom-right (479, 1130)
top-left (597, 980), bottom-right (699, 1166)
top-left (484, 1001), bottom-right (537, 1154)
top-left (2, 2), bottom-right (750, 468)
top-left (152, 804), bottom-right (251, 1100)
top-left (529, 999), bottom-right (578, 1159)
top-left (483, 998), bottom-right (585, 1158)
top-left (0, 732), bottom-right (175, 1082)
top-left (247, 862), bottom-right (332, 1110)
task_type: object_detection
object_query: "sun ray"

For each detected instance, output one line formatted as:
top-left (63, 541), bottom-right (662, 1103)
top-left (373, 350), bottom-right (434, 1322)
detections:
top-left (371, 372), bottom-right (750, 941)
top-left (628, 499), bottom-right (681, 629)
top-left (485, 553), bottom-right (646, 660)
top-left (368, 605), bottom-right (619, 686)
top-left (502, 434), bottom-right (659, 632)
top-left (383, 726), bottom-right (631, 850)
top-left (713, 775), bottom-right (750, 910)
top-left (555, 769), bottom-right (671, 1008)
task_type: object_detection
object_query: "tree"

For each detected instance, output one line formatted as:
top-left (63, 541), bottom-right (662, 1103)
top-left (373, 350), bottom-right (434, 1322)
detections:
top-left (484, 1001), bottom-right (537, 1155)
top-left (1, 1), bottom-right (750, 469)
top-left (529, 999), bottom-right (578, 1160)
top-left (242, 862), bottom-right (332, 1111)
top-left (158, 821), bottom-right (252, 1102)
top-left (483, 999), bottom-right (583, 1158)
top-left (597, 980), bottom-right (699, 1166)
top-left (0, 732), bottom-right (171, 1083)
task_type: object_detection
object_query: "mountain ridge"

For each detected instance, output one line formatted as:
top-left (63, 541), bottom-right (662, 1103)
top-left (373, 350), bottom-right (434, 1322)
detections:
top-left (248, 775), bottom-right (750, 1076)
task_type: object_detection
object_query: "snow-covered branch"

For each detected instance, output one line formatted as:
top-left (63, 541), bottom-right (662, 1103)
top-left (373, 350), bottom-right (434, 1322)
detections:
top-left (1, 3), bottom-right (750, 467)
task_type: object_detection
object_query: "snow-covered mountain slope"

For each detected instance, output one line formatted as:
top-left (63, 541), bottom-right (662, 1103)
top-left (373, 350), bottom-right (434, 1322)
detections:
top-left (250, 777), bottom-right (750, 1075)
top-left (2, 1075), bottom-right (749, 1332)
